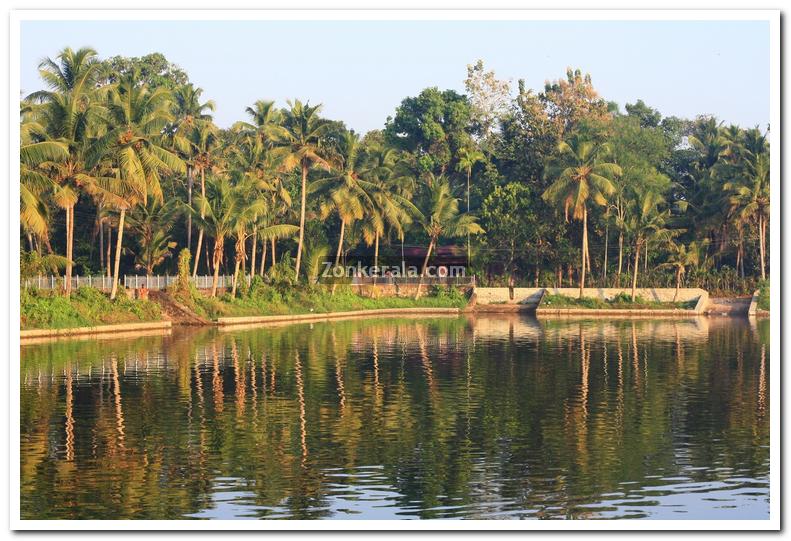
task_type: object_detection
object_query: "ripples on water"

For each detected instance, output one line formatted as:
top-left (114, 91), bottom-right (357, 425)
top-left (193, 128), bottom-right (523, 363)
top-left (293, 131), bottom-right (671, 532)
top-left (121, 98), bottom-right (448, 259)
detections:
top-left (20, 315), bottom-right (770, 520)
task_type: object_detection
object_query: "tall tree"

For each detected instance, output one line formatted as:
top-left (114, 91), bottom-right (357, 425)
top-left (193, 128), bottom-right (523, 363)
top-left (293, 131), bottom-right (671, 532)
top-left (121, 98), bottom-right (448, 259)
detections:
top-left (26, 46), bottom-right (102, 296)
top-left (385, 87), bottom-right (473, 175)
top-left (464, 59), bottom-right (511, 149)
top-left (659, 240), bottom-right (709, 301)
top-left (622, 190), bottom-right (674, 300)
top-left (312, 131), bottom-right (378, 268)
top-left (188, 122), bottom-right (221, 276)
top-left (272, 100), bottom-right (331, 281)
top-left (170, 83), bottom-right (215, 250)
top-left (86, 71), bottom-right (185, 298)
top-left (542, 136), bottom-right (620, 296)
top-left (20, 118), bottom-right (69, 247)
top-left (724, 145), bottom-right (770, 280)
top-left (455, 147), bottom-right (484, 266)
top-left (414, 176), bottom-right (483, 299)
top-left (126, 199), bottom-right (179, 277)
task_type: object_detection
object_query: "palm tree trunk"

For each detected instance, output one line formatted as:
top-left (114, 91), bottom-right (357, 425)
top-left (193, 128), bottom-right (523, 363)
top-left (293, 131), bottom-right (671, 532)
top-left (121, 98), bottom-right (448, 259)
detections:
top-left (64, 204), bottom-right (73, 297)
top-left (193, 230), bottom-right (204, 277)
top-left (374, 232), bottom-right (380, 271)
top-left (331, 220), bottom-right (346, 295)
top-left (271, 237), bottom-right (276, 267)
top-left (739, 228), bottom-right (745, 279)
top-left (231, 235), bottom-right (245, 297)
top-left (373, 232), bottom-right (380, 285)
top-left (249, 229), bottom-right (257, 281)
top-left (186, 166), bottom-right (193, 250)
top-left (99, 218), bottom-right (104, 274)
top-left (466, 168), bottom-right (471, 267)
top-left (759, 215), bottom-right (766, 280)
top-left (631, 239), bottom-right (641, 302)
top-left (211, 238), bottom-right (223, 298)
top-left (294, 160), bottom-right (308, 281)
top-left (414, 239), bottom-right (435, 300)
top-left (110, 208), bottom-right (126, 300)
top-left (205, 240), bottom-right (212, 276)
top-left (334, 219), bottom-right (346, 267)
top-left (231, 258), bottom-right (241, 297)
top-left (579, 206), bottom-right (588, 298)
top-left (192, 168), bottom-right (207, 277)
top-left (674, 267), bottom-right (681, 303)
top-left (106, 223), bottom-right (112, 278)
top-left (736, 232), bottom-right (742, 279)
top-left (616, 230), bottom-right (624, 286)
top-left (260, 240), bottom-right (267, 276)
top-left (602, 224), bottom-right (608, 285)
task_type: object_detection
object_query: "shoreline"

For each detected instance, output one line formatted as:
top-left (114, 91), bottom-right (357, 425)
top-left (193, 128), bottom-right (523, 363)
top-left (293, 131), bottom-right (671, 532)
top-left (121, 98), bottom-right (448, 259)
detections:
top-left (215, 307), bottom-right (463, 327)
top-left (20, 320), bottom-right (172, 345)
top-left (20, 303), bottom-right (768, 344)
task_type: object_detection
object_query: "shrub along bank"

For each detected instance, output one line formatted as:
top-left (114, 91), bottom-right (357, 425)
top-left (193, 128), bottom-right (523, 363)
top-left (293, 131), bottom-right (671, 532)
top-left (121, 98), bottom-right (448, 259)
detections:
top-left (540, 293), bottom-right (696, 310)
top-left (168, 276), bottom-right (468, 321)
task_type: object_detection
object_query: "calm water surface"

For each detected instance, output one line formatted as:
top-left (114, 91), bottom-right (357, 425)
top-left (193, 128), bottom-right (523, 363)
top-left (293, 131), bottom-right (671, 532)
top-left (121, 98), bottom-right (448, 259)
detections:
top-left (20, 315), bottom-right (770, 520)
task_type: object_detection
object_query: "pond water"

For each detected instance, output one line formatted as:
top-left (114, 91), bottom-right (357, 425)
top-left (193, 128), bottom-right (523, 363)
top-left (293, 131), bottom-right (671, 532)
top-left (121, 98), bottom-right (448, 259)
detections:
top-left (20, 315), bottom-right (770, 520)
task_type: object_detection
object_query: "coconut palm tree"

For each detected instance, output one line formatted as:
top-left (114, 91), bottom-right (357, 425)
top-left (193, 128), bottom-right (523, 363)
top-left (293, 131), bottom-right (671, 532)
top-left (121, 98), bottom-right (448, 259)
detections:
top-left (188, 122), bottom-right (221, 276)
top-left (271, 100), bottom-right (331, 280)
top-left (86, 71), bottom-right (185, 299)
top-left (234, 100), bottom-right (283, 145)
top-left (622, 190), bottom-right (674, 301)
top-left (170, 83), bottom-right (215, 249)
top-left (312, 131), bottom-right (378, 268)
top-left (455, 147), bottom-right (484, 265)
top-left (542, 136), bottom-right (621, 297)
top-left (126, 198), bottom-right (180, 277)
top-left (659, 240), bottom-right (709, 302)
top-left (25, 46), bottom-right (102, 296)
top-left (357, 142), bottom-right (417, 272)
top-left (724, 140), bottom-right (770, 280)
top-left (227, 127), bottom-right (290, 279)
top-left (20, 119), bottom-right (69, 247)
top-left (189, 175), bottom-right (241, 297)
top-left (191, 175), bottom-right (296, 297)
top-left (414, 176), bottom-right (483, 299)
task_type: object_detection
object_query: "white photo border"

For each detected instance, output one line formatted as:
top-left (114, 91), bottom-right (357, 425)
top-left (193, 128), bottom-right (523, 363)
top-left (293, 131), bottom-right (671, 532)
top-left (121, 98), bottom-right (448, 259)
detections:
top-left (8, 8), bottom-right (781, 532)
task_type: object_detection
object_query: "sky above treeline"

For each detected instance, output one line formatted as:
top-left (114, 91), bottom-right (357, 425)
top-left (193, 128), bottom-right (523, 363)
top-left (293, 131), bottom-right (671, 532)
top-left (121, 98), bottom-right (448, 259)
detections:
top-left (20, 19), bottom-right (770, 133)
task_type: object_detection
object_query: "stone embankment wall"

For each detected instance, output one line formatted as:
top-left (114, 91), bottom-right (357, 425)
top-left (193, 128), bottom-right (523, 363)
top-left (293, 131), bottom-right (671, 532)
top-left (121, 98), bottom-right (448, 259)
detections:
top-left (474, 287), bottom-right (709, 314)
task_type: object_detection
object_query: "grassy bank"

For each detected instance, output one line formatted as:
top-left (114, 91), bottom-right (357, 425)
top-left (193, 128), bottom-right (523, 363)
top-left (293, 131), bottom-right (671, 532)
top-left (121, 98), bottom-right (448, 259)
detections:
top-left (540, 293), bottom-right (696, 310)
top-left (170, 278), bottom-right (468, 320)
top-left (21, 287), bottom-right (162, 330)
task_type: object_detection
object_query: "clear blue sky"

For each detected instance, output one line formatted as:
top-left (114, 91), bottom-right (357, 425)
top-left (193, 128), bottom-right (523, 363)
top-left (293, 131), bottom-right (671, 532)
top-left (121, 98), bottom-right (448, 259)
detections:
top-left (20, 19), bottom-right (769, 133)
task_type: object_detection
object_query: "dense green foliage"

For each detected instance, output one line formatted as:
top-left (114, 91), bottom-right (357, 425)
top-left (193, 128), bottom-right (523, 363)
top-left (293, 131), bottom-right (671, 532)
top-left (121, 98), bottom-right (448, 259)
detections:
top-left (21, 287), bottom-right (161, 330)
top-left (21, 50), bottom-right (770, 302)
top-left (757, 279), bottom-right (770, 311)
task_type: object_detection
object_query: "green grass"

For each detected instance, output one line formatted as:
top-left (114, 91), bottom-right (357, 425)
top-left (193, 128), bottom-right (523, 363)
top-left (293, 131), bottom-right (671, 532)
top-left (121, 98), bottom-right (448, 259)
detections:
top-left (179, 281), bottom-right (468, 320)
top-left (21, 287), bottom-right (162, 330)
top-left (757, 280), bottom-right (770, 311)
top-left (540, 292), bottom-right (696, 310)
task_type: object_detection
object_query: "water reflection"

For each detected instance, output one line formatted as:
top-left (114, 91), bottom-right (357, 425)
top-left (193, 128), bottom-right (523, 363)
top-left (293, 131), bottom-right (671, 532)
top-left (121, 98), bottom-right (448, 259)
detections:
top-left (20, 315), bottom-right (770, 520)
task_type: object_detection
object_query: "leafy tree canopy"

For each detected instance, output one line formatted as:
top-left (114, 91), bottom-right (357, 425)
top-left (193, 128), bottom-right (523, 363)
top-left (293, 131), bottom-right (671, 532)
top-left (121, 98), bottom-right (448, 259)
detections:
top-left (384, 87), bottom-right (473, 175)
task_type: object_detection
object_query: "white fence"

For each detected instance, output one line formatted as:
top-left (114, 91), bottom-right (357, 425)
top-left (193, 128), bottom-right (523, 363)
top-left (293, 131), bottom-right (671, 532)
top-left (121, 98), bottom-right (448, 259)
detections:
top-left (22, 274), bottom-right (241, 291)
top-left (23, 274), bottom-right (476, 291)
